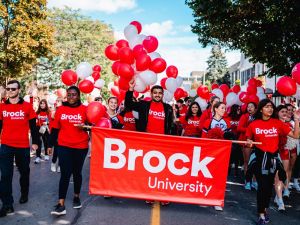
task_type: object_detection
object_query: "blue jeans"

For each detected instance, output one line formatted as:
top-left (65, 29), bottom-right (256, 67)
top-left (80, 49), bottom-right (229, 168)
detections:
top-left (0, 144), bottom-right (30, 206)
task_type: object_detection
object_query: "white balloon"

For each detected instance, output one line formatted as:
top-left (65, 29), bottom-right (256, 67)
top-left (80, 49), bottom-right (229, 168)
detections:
top-left (48, 94), bottom-right (57, 105)
top-left (226, 92), bottom-right (239, 107)
top-left (90, 88), bottom-right (101, 97)
top-left (258, 93), bottom-right (267, 101)
top-left (107, 82), bottom-right (114, 91)
top-left (24, 95), bottom-right (30, 103)
top-left (189, 90), bottom-right (197, 97)
top-left (124, 24), bottom-right (138, 41)
top-left (94, 79), bottom-right (105, 89)
top-left (129, 34), bottom-right (147, 49)
top-left (132, 110), bottom-right (139, 119)
top-left (76, 62), bottom-right (93, 79)
top-left (176, 76), bottom-right (183, 87)
top-left (294, 84), bottom-right (300, 100)
top-left (85, 76), bottom-right (94, 83)
top-left (211, 88), bottom-right (224, 101)
top-left (257, 87), bottom-right (264, 94)
top-left (165, 77), bottom-right (178, 93)
top-left (163, 89), bottom-right (173, 102)
top-left (134, 75), bottom-right (147, 92)
top-left (148, 52), bottom-right (161, 60)
top-left (139, 70), bottom-right (157, 86)
top-left (183, 83), bottom-right (191, 91)
top-left (236, 92), bottom-right (243, 106)
top-left (195, 97), bottom-right (208, 111)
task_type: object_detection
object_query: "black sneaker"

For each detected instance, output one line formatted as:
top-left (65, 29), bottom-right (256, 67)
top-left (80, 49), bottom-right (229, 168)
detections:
top-left (51, 203), bottom-right (66, 216)
top-left (19, 195), bottom-right (28, 204)
top-left (0, 206), bottom-right (14, 217)
top-left (73, 197), bottom-right (82, 209)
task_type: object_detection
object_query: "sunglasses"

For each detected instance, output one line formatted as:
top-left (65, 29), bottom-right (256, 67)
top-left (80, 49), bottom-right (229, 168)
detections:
top-left (6, 87), bottom-right (18, 91)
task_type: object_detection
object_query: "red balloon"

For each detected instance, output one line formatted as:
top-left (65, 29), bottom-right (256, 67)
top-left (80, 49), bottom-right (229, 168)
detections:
top-left (111, 86), bottom-right (120, 96)
top-left (118, 63), bottom-right (134, 79)
top-left (143, 35), bottom-right (158, 53)
top-left (116, 39), bottom-right (129, 48)
top-left (105, 45), bottom-right (119, 61)
top-left (118, 77), bottom-right (130, 91)
top-left (211, 83), bottom-right (219, 90)
top-left (118, 90), bottom-right (126, 102)
top-left (166, 65), bottom-right (178, 78)
top-left (86, 102), bottom-right (106, 124)
top-left (118, 47), bottom-right (134, 64)
top-left (276, 76), bottom-right (297, 96)
top-left (248, 78), bottom-right (257, 87)
top-left (132, 44), bottom-right (147, 59)
top-left (174, 88), bottom-right (185, 101)
top-left (149, 58), bottom-right (167, 73)
top-left (197, 85), bottom-right (210, 100)
top-left (256, 79), bottom-right (262, 87)
top-left (61, 70), bottom-right (77, 86)
top-left (239, 91), bottom-right (249, 103)
top-left (136, 54), bottom-right (151, 71)
top-left (232, 85), bottom-right (241, 94)
top-left (241, 103), bottom-right (247, 113)
top-left (130, 21), bottom-right (142, 34)
top-left (133, 91), bottom-right (139, 98)
top-left (79, 80), bottom-right (94, 94)
top-left (93, 65), bottom-right (101, 72)
top-left (160, 77), bottom-right (167, 89)
top-left (57, 88), bottom-right (66, 98)
top-left (292, 63), bottom-right (300, 85)
top-left (95, 117), bottom-right (112, 128)
top-left (92, 71), bottom-right (100, 81)
top-left (248, 94), bottom-right (259, 104)
top-left (219, 84), bottom-right (230, 97)
top-left (247, 85), bottom-right (257, 95)
top-left (112, 61), bottom-right (121, 76)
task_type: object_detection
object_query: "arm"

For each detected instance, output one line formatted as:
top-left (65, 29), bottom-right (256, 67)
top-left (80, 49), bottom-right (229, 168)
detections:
top-left (288, 112), bottom-right (300, 138)
top-left (237, 114), bottom-right (247, 133)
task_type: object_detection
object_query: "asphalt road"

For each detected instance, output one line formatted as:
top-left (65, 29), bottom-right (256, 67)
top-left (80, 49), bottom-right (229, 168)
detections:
top-left (1, 155), bottom-right (300, 225)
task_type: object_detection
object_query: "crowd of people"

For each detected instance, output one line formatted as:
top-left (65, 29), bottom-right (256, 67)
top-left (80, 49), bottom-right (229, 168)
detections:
top-left (0, 79), bottom-right (300, 225)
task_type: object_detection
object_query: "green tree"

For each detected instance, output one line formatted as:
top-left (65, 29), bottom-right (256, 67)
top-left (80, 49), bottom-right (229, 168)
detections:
top-left (33, 7), bottom-right (115, 99)
top-left (186, 0), bottom-right (300, 77)
top-left (206, 45), bottom-right (228, 82)
top-left (0, 0), bottom-right (56, 85)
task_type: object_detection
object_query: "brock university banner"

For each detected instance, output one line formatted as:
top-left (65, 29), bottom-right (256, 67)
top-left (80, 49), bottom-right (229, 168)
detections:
top-left (89, 127), bottom-right (232, 206)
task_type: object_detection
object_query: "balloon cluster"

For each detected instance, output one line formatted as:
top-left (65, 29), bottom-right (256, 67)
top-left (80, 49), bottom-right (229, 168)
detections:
top-left (86, 101), bottom-right (112, 128)
top-left (61, 63), bottom-right (105, 94)
top-left (277, 62), bottom-right (300, 98)
top-left (237, 78), bottom-right (265, 105)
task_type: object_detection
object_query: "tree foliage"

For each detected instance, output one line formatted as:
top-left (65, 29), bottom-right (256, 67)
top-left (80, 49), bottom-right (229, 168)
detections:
top-left (0, 0), bottom-right (56, 85)
top-left (206, 45), bottom-right (228, 82)
top-left (186, 0), bottom-right (300, 77)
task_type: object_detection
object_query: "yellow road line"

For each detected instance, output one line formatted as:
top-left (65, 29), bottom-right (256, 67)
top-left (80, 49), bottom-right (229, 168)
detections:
top-left (150, 201), bottom-right (160, 225)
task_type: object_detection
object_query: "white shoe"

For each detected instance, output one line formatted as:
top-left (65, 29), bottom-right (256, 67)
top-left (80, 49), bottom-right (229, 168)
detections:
top-left (214, 206), bottom-right (223, 211)
top-left (56, 166), bottom-right (60, 173)
top-left (274, 195), bottom-right (279, 205)
top-left (251, 181), bottom-right (258, 191)
top-left (51, 163), bottom-right (56, 172)
top-left (244, 182), bottom-right (251, 190)
top-left (44, 155), bottom-right (50, 161)
top-left (34, 157), bottom-right (41, 164)
top-left (283, 188), bottom-right (290, 198)
top-left (293, 179), bottom-right (300, 192)
top-left (277, 198), bottom-right (285, 211)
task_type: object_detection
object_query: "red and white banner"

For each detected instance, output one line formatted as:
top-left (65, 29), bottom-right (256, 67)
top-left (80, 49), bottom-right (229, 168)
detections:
top-left (90, 127), bottom-right (232, 206)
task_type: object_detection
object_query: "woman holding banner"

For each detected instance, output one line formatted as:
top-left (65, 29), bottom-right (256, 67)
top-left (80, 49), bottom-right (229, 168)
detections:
top-left (246, 99), bottom-right (300, 225)
top-left (47, 86), bottom-right (89, 216)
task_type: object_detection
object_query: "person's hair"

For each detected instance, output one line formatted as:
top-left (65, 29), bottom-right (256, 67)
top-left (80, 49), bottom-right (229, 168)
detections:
top-left (275, 104), bottom-right (288, 119)
top-left (177, 99), bottom-right (184, 104)
top-left (185, 102), bottom-right (202, 121)
top-left (212, 101), bottom-right (225, 115)
top-left (150, 85), bottom-right (163, 93)
top-left (108, 96), bottom-right (118, 104)
top-left (174, 104), bottom-right (180, 118)
top-left (285, 103), bottom-right (295, 109)
top-left (254, 99), bottom-right (276, 120)
top-left (228, 104), bottom-right (241, 120)
top-left (247, 102), bottom-right (257, 109)
top-left (94, 96), bottom-right (102, 101)
top-left (184, 97), bottom-right (191, 103)
top-left (36, 99), bottom-right (50, 114)
top-left (67, 86), bottom-right (80, 96)
top-left (206, 95), bottom-right (220, 109)
top-left (7, 80), bottom-right (21, 89)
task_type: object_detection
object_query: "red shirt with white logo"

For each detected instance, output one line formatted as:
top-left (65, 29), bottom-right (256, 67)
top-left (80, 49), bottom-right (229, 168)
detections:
top-left (0, 101), bottom-right (36, 148)
top-left (119, 111), bottom-right (136, 131)
top-left (246, 118), bottom-right (291, 153)
top-left (36, 111), bottom-right (51, 127)
top-left (180, 116), bottom-right (201, 137)
top-left (51, 105), bottom-right (89, 149)
top-left (146, 102), bottom-right (165, 134)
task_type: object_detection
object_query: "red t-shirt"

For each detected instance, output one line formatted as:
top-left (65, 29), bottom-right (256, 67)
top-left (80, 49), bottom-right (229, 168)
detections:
top-left (51, 105), bottom-right (89, 149)
top-left (180, 116), bottom-right (201, 137)
top-left (36, 111), bottom-right (51, 127)
top-left (246, 118), bottom-right (291, 153)
top-left (119, 111), bottom-right (136, 131)
top-left (146, 102), bottom-right (165, 134)
top-left (0, 101), bottom-right (36, 148)
top-left (179, 105), bottom-right (188, 117)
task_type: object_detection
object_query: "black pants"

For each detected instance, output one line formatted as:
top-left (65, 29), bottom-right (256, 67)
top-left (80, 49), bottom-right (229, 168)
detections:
top-left (52, 145), bottom-right (58, 163)
top-left (36, 129), bottom-right (49, 158)
top-left (0, 145), bottom-right (30, 207)
top-left (57, 146), bottom-right (88, 199)
top-left (254, 149), bottom-right (286, 214)
top-left (293, 154), bottom-right (300, 179)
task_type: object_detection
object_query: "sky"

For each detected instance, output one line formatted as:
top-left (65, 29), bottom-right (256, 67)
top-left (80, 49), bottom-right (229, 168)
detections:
top-left (48, 0), bottom-right (241, 77)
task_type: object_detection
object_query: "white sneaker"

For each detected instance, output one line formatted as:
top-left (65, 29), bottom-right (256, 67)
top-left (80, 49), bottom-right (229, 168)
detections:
top-left (283, 188), bottom-right (290, 198)
top-left (214, 206), bottom-right (223, 211)
top-left (34, 157), bottom-right (41, 164)
top-left (293, 179), bottom-right (300, 192)
top-left (244, 182), bottom-right (251, 190)
top-left (57, 166), bottom-right (61, 173)
top-left (51, 163), bottom-right (56, 172)
top-left (44, 155), bottom-right (50, 161)
top-left (277, 198), bottom-right (285, 211)
top-left (274, 195), bottom-right (279, 205)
